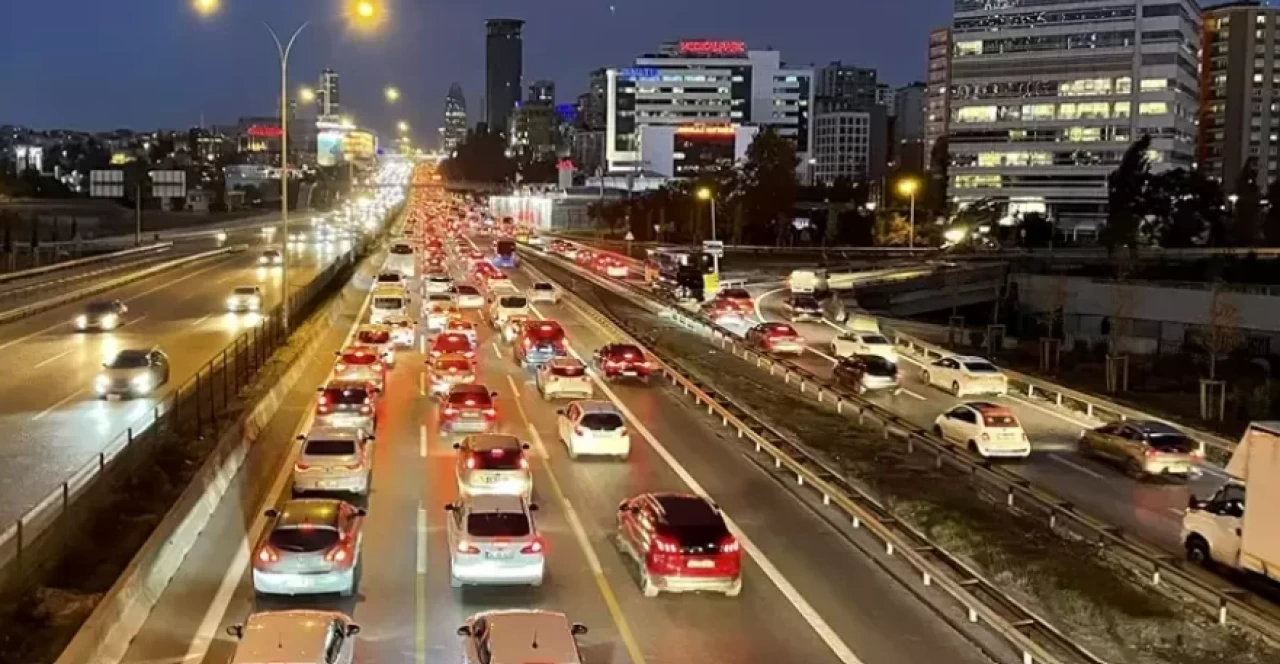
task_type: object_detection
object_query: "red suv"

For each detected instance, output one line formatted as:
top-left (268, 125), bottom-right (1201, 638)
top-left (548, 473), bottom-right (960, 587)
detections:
top-left (593, 343), bottom-right (652, 383)
top-left (616, 493), bottom-right (742, 597)
top-left (429, 332), bottom-right (476, 361)
top-left (439, 384), bottom-right (498, 434)
top-left (514, 320), bottom-right (567, 368)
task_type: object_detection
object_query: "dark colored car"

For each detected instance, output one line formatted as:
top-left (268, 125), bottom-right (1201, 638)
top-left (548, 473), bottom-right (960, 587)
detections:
top-left (593, 343), bottom-right (652, 383)
top-left (832, 354), bottom-right (900, 394)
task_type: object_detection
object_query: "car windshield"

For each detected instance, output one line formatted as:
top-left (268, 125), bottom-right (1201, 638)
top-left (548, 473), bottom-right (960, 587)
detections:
top-left (526, 323), bottom-right (564, 341)
top-left (430, 276), bottom-right (452, 283)
top-left (793, 297), bottom-right (819, 308)
top-left (1147, 433), bottom-right (1197, 453)
top-left (859, 355), bottom-right (897, 375)
top-left (534, 283), bottom-right (553, 291)
top-left (473, 446), bottom-right (523, 470)
top-left (608, 346), bottom-right (642, 359)
top-left (581, 412), bottom-right (624, 430)
top-left (233, 287), bottom-right (258, 296)
top-left (374, 296), bottom-right (404, 309)
top-left (654, 497), bottom-right (729, 548)
top-left (551, 364), bottom-right (585, 377)
top-left (466, 512), bottom-right (531, 537)
top-left (323, 387), bottom-right (369, 404)
top-left (304, 439), bottom-right (357, 456)
top-left (269, 526), bottom-right (339, 552)
top-left (456, 286), bottom-right (479, 295)
top-left (390, 245), bottom-right (413, 255)
top-left (358, 330), bottom-right (390, 344)
top-left (377, 274), bottom-right (402, 282)
top-left (107, 351), bottom-right (150, 369)
top-left (721, 289), bottom-right (750, 300)
top-left (498, 296), bottom-right (527, 308)
top-left (449, 392), bottom-right (491, 407)
top-left (982, 413), bottom-right (1019, 427)
top-left (767, 325), bottom-right (796, 337)
top-left (85, 302), bottom-right (117, 314)
top-left (862, 334), bottom-right (891, 345)
top-left (435, 357), bottom-right (471, 372)
top-left (341, 350), bottom-right (378, 365)
top-left (963, 361), bottom-right (1000, 373)
top-left (436, 335), bottom-right (470, 350)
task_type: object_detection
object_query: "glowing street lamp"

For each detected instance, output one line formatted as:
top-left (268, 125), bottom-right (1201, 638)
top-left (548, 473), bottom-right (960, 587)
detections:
top-left (896, 177), bottom-right (920, 249)
top-left (385, 86), bottom-right (401, 103)
top-left (356, 1), bottom-right (376, 19)
top-left (299, 86), bottom-right (316, 104)
top-left (397, 120), bottom-right (410, 133)
top-left (695, 187), bottom-right (719, 274)
top-left (192, 0), bottom-right (219, 17)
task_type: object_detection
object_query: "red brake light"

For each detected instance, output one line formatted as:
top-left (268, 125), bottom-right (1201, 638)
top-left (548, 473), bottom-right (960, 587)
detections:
top-left (318, 395), bottom-right (329, 405)
top-left (326, 547), bottom-right (349, 563)
top-left (294, 462), bottom-right (310, 471)
top-left (464, 457), bottom-right (476, 469)
top-left (457, 540), bottom-right (480, 554)
top-left (518, 457), bottom-right (529, 470)
top-left (521, 538), bottom-right (544, 554)
top-left (372, 363), bottom-right (383, 372)
top-left (465, 399), bottom-right (476, 406)
top-left (720, 536), bottom-right (741, 554)
top-left (483, 407), bottom-right (497, 417)
top-left (653, 535), bottom-right (680, 554)
top-left (444, 406), bottom-right (458, 416)
top-left (335, 363), bottom-right (347, 372)
top-left (257, 546), bottom-right (279, 564)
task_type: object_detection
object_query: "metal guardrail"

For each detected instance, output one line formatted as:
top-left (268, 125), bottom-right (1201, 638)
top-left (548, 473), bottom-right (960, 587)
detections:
top-left (885, 328), bottom-right (1240, 465)
top-left (0, 242), bottom-right (172, 286)
top-left (523, 247), bottom-right (1280, 648)
top-left (522, 253), bottom-right (1095, 664)
top-left (0, 247), bottom-right (178, 313)
top-left (0, 244), bottom-right (245, 326)
top-left (0, 237), bottom-right (377, 594)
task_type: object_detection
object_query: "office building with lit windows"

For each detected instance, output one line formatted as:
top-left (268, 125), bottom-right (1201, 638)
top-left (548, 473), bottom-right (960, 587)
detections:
top-left (925, 27), bottom-right (952, 172)
top-left (604, 40), bottom-right (812, 175)
top-left (1200, 1), bottom-right (1280, 190)
top-left (441, 83), bottom-right (468, 154)
top-left (947, 0), bottom-right (1200, 225)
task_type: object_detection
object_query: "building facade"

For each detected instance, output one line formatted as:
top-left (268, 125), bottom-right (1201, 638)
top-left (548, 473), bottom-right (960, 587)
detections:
top-left (894, 82), bottom-right (927, 172)
top-left (442, 83), bottom-right (468, 154)
top-left (604, 40), bottom-right (812, 175)
top-left (528, 80), bottom-right (555, 105)
top-left (318, 68), bottom-right (340, 121)
top-left (1200, 1), bottom-right (1280, 190)
top-left (485, 18), bottom-right (525, 133)
top-left (815, 63), bottom-right (879, 109)
top-left (925, 27), bottom-right (953, 173)
top-left (947, 0), bottom-right (1200, 225)
top-left (636, 124), bottom-right (759, 178)
top-left (813, 110), bottom-right (872, 184)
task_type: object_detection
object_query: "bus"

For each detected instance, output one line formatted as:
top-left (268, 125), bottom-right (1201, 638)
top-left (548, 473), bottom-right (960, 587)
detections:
top-left (493, 239), bottom-right (518, 269)
top-left (645, 247), bottom-right (717, 302)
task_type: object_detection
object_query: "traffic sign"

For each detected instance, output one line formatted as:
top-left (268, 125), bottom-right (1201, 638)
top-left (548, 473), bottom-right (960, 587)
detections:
top-left (624, 231), bottom-right (635, 242)
top-left (89, 170), bottom-right (125, 198)
top-left (702, 240), bottom-right (724, 257)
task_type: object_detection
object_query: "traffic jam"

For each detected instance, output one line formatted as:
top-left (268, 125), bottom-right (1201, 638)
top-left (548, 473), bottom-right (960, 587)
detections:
top-left (231, 170), bottom-right (744, 662)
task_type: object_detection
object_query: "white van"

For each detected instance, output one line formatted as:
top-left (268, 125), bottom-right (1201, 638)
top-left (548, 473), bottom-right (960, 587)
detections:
top-left (788, 269), bottom-right (828, 294)
top-left (370, 286), bottom-right (408, 324)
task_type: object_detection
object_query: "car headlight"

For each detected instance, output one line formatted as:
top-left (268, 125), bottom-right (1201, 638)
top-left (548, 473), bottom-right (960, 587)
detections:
top-left (131, 374), bottom-right (152, 392)
top-left (100, 314), bottom-right (118, 329)
top-left (226, 297), bottom-right (238, 308)
top-left (258, 257), bottom-right (268, 265)
top-left (249, 298), bottom-right (261, 309)
top-left (76, 315), bottom-right (88, 328)
top-left (94, 375), bottom-right (109, 392)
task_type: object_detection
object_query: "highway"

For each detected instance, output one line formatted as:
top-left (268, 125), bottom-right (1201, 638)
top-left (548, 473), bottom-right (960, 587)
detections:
top-left (0, 229), bottom-right (347, 527)
top-left (117, 236), bottom-right (996, 664)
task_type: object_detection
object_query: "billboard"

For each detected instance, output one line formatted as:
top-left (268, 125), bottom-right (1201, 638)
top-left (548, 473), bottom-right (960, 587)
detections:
top-left (317, 130), bottom-right (345, 167)
top-left (344, 130), bottom-right (377, 162)
top-left (149, 170), bottom-right (187, 198)
top-left (89, 170), bottom-right (125, 198)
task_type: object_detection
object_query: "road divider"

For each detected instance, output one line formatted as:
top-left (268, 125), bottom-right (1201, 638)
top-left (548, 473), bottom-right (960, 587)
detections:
top-left (0, 244), bottom-right (245, 326)
top-left (522, 247), bottom-right (1280, 648)
top-left (0, 242), bottom-right (172, 286)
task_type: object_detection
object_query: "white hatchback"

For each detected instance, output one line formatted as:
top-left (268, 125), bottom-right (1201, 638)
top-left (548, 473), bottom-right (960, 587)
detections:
top-left (933, 402), bottom-right (1031, 459)
top-left (535, 358), bottom-right (593, 400)
top-left (228, 610), bottom-right (359, 664)
top-left (445, 495), bottom-right (545, 587)
top-left (556, 400), bottom-right (630, 459)
top-left (291, 426), bottom-right (374, 496)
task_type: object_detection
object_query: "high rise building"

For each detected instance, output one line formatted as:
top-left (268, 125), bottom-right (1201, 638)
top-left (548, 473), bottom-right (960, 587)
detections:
top-left (528, 80), bottom-right (555, 105)
top-left (894, 83), bottom-right (927, 172)
top-left (604, 40), bottom-right (812, 175)
top-left (813, 105), bottom-right (874, 185)
top-left (485, 18), bottom-right (525, 133)
top-left (815, 63), bottom-right (879, 110)
top-left (578, 69), bottom-right (609, 130)
top-left (924, 27), bottom-right (952, 173)
top-left (947, 0), bottom-right (1199, 225)
top-left (318, 68), bottom-right (340, 120)
top-left (442, 83), bottom-right (468, 153)
top-left (1200, 1), bottom-right (1280, 190)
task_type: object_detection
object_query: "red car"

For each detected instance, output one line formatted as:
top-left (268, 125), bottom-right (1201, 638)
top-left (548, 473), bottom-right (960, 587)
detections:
top-left (575, 249), bottom-right (595, 266)
top-left (616, 493), bottom-right (742, 597)
top-left (439, 384), bottom-right (498, 434)
top-left (593, 343), bottom-right (651, 382)
top-left (429, 332), bottom-right (475, 360)
top-left (333, 345), bottom-right (386, 389)
top-left (744, 322), bottom-right (806, 355)
top-left (514, 320), bottom-right (567, 368)
top-left (715, 288), bottom-right (755, 315)
top-left (702, 299), bottom-right (746, 325)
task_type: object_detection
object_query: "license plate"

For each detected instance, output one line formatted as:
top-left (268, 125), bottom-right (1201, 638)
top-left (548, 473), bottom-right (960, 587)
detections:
top-left (318, 480), bottom-right (336, 488)
top-left (479, 475), bottom-right (500, 484)
top-left (485, 550), bottom-right (513, 559)
top-left (622, 371), bottom-right (637, 377)
top-left (687, 559), bottom-right (715, 569)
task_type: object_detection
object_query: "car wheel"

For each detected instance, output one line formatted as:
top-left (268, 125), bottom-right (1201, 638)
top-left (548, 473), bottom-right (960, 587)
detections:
top-left (1124, 458), bottom-right (1145, 479)
top-left (640, 570), bottom-right (660, 598)
top-left (968, 440), bottom-right (982, 456)
top-left (922, 371), bottom-right (931, 386)
top-left (1185, 535), bottom-right (1212, 568)
top-left (951, 382), bottom-right (961, 397)
top-left (932, 425), bottom-right (943, 438)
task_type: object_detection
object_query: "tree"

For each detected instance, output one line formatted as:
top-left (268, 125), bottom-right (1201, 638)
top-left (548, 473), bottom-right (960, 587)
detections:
top-left (1232, 158), bottom-right (1262, 247)
top-left (874, 212), bottom-right (911, 246)
top-left (925, 137), bottom-right (949, 215)
top-left (1265, 176), bottom-right (1280, 246)
top-left (1142, 168), bottom-right (1221, 247)
top-left (1021, 212), bottom-right (1054, 248)
top-left (1103, 135), bottom-right (1152, 259)
top-left (738, 128), bottom-right (798, 245)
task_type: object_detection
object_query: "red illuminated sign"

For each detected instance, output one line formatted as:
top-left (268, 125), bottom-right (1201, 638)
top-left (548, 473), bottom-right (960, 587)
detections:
top-left (247, 125), bottom-right (283, 138)
top-left (556, 158), bottom-right (575, 171)
top-left (675, 124), bottom-right (737, 137)
top-left (678, 40), bottom-right (747, 56)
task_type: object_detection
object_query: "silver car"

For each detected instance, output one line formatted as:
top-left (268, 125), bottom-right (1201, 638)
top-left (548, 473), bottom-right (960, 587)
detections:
top-left (75, 299), bottom-right (128, 331)
top-left (227, 610), bottom-right (359, 664)
top-left (529, 281), bottom-right (559, 304)
top-left (226, 285), bottom-right (264, 312)
top-left (445, 495), bottom-right (545, 587)
top-left (94, 348), bottom-right (170, 398)
top-left (454, 434), bottom-right (533, 500)
top-left (251, 499), bottom-right (365, 597)
top-left (457, 611), bottom-right (587, 664)
top-left (292, 426), bottom-right (374, 496)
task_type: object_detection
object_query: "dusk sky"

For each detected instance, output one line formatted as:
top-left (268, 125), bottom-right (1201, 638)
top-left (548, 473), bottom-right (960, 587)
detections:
top-left (0, 0), bottom-right (952, 143)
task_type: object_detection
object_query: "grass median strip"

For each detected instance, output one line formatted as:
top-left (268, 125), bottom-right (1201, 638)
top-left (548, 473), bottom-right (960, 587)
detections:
top-left (533, 255), bottom-right (1280, 664)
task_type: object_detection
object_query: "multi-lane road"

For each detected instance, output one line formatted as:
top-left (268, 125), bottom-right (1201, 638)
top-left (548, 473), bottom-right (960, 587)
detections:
top-left (0, 229), bottom-right (347, 527)
top-left (116, 234), bottom-right (997, 664)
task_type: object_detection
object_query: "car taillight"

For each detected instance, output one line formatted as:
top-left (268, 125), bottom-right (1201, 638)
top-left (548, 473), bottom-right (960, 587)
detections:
top-left (443, 407), bottom-right (458, 416)
top-left (361, 405), bottom-right (372, 414)
top-left (619, 427), bottom-right (629, 437)
top-left (457, 540), bottom-right (480, 554)
top-left (256, 546), bottom-right (279, 565)
top-left (719, 536), bottom-right (740, 554)
top-left (522, 338), bottom-right (533, 348)
top-left (464, 350), bottom-right (475, 358)
top-left (335, 363), bottom-right (347, 372)
top-left (346, 461), bottom-right (363, 470)
top-left (653, 535), bottom-right (680, 554)
top-left (1144, 447), bottom-right (1158, 456)
top-left (574, 425), bottom-right (585, 436)
top-left (294, 462), bottom-right (311, 471)
top-left (519, 457), bottom-right (530, 470)
top-left (483, 407), bottom-right (497, 417)
top-left (318, 395), bottom-right (329, 406)
top-left (317, 404), bottom-right (331, 414)
top-left (521, 538), bottom-right (544, 554)
top-left (372, 363), bottom-right (383, 372)
top-left (464, 457), bottom-right (476, 469)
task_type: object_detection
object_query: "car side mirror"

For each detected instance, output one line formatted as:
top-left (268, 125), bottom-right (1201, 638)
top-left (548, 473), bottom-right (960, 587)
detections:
top-left (452, 443), bottom-right (461, 450)
top-left (264, 508), bottom-right (278, 518)
top-left (444, 503), bottom-right (456, 512)
top-left (102, 362), bottom-right (108, 368)
top-left (334, 351), bottom-right (341, 356)
top-left (456, 625), bottom-right (472, 637)
top-left (296, 434), bottom-right (305, 441)
top-left (571, 623), bottom-right (589, 636)
top-left (490, 391), bottom-right (498, 398)
top-left (356, 508), bottom-right (368, 517)
top-left (1188, 495), bottom-right (1206, 511)
top-left (556, 409), bottom-right (565, 416)
top-left (226, 624), bottom-right (244, 639)
top-left (317, 387), bottom-right (325, 392)
top-left (346, 624), bottom-right (361, 637)
top-left (522, 443), bottom-right (531, 450)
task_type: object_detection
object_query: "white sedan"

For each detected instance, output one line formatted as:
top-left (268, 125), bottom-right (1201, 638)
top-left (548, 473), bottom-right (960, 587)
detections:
top-left (922, 356), bottom-right (1008, 397)
top-left (556, 400), bottom-right (629, 459)
top-left (831, 330), bottom-right (898, 363)
top-left (453, 285), bottom-right (486, 309)
top-left (536, 358), bottom-right (593, 400)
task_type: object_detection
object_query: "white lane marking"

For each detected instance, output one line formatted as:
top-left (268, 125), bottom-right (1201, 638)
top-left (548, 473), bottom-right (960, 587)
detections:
top-left (419, 424), bottom-right (428, 458)
top-left (125, 256), bottom-right (235, 303)
top-left (526, 301), bottom-right (866, 664)
top-left (416, 503), bottom-right (428, 574)
top-left (508, 375), bottom-right (521, 397)
top-left (33, 388), bottom-right (85, 421)
top-left (1168, 507), bottom-right (1185, 516)
top-left (491, 341), bottom-right (502, 360)
top-left (191, 313), bottom-right (213, 328)
top-left (418, 333), bottom-right (426, 354)
top-left (899, 389), bottom-right (927, 401)
top-left (419, 372), bottom-right (426, 397)
top-left (753, 287), bottom-right (786, 322)
top-left (1049, 453), bottom-right (1106, 480)
top-left (807, 345), bottom-right (838, 364)
top-left (1001, 392), bottom-right (1097, 431)
top-left (33, 347), bottom-right (75, 369)
top-left (0, 319), bottom-right (69, 352)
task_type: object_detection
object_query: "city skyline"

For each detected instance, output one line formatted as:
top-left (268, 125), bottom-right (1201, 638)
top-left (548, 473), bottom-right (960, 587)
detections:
top-left (0, 0), bottom-right (950, 138)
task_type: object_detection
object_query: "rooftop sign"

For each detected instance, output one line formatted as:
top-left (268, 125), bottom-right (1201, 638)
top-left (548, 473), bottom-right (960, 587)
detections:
top-left (678, 40), bottom-right (746, 56)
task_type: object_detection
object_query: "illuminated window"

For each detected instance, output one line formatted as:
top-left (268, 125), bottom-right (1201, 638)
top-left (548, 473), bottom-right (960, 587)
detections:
top-left (1115, 77), bottom-right (1132, 94)
top-left (1059, 103), bottom-right (1080, 120)
top-left (1256, 73), bottom-right (1265, 84)
top-left (1065, 127), bottom-right (1102, 142)
top-left (976, 152), bottom-right (1052, 167)
top-left (956, 106), bottom-right (998, 123)
top-left (1021, 104), bottom-right (1055, 120)
top-left (956, 40), bottom-right (983, 56)
top-left (1060, 78), bottom-right (1112, 96)
top-left (1078, 102), bottom-right (1110, 119)
top-left (1140, 78), bottom-right (1168, 91)
top-left (1139, 102), bottom-right (1169, 115)
top-left (1146, 150), bottom-right (1163, 163)
top-left (1114, 102), bottom-right (1132, 118)
top-left (954, 174), bottom-right (1002, 188)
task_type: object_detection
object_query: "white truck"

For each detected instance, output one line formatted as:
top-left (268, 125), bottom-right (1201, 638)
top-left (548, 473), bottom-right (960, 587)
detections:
top-left (1181, 422), bottom-right (1280, 583)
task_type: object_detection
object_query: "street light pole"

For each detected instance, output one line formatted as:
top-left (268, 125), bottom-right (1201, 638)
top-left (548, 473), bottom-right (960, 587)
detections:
top-left (908, 190), bottom-right (916, 249)
top-left (266, 21), bottom-right (311, 333)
